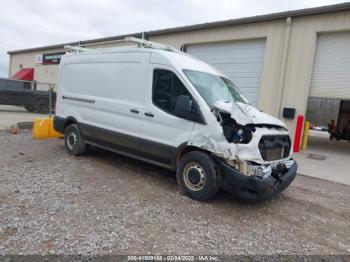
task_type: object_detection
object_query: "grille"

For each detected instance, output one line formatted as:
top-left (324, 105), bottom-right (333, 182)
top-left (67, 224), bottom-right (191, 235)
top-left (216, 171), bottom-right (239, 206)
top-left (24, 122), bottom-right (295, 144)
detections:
top-left (258, 135), bottom-right (291, 161)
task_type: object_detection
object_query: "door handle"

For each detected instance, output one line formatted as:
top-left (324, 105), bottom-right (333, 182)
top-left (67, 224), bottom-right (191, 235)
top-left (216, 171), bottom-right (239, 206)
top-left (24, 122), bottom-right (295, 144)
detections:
top-left (130, 109), bottom-right (140, 114)
top-left (144, 112), bottom-right (154, 117)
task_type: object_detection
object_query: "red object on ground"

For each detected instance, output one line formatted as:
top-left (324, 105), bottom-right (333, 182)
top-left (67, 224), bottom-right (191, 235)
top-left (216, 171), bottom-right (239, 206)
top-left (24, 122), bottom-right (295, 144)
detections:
top-left (12, 68), bottom-right (34, 81)
top-left (293, 115), bottom-right (304, 153)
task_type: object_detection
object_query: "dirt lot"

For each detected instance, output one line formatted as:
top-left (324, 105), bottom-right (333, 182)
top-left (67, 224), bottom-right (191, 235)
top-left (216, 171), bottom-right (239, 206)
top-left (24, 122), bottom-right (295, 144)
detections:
top-left (0, 130), bottom-right (349, 256)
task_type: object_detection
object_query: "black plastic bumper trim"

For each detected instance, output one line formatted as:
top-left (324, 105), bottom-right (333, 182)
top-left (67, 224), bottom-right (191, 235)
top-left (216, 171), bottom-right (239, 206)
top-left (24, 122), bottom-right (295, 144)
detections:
top-left (218, 159), bottom-right (297, 202)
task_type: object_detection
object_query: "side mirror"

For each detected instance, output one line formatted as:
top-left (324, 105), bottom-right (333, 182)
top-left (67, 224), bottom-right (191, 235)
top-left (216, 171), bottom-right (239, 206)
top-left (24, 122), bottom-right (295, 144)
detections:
top-left (174, 95), bottom-right (192, 120)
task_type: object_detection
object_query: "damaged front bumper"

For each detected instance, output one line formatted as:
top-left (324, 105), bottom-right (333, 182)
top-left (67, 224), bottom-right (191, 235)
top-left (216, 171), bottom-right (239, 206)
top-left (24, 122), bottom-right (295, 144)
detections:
top-left (218, 159), bottom-right (297, 202)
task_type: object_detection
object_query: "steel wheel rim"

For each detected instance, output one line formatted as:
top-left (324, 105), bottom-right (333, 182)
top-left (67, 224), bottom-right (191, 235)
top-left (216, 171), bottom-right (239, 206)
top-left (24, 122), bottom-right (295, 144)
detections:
top-left (183, 162), bottom-right (206, 191)
top-left (67, 131), bottom-right (78, 150)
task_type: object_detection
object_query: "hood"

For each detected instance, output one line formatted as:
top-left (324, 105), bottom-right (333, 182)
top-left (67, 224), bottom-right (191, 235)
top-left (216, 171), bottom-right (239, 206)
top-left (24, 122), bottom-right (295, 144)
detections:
top-left (213, 100), bottom-right (287, 128)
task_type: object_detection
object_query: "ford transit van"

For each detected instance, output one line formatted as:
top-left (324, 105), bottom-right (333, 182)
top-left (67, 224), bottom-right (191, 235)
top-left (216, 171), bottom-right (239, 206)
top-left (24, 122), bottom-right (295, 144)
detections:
top-left (54, 38), bottom-right (297, 202)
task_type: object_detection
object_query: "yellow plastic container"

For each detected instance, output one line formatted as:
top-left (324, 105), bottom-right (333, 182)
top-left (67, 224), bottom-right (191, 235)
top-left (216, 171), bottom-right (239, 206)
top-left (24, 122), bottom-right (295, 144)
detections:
top-left (32, 117), bottom-right (63, 139)
top-left (32, 118), bottom-right (50, 139)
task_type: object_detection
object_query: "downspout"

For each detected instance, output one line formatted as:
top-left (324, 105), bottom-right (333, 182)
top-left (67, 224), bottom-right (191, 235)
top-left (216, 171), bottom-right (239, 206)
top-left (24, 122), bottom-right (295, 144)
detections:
top-left (277, 17), bottom-right (292, 117)
top-left (8, 54), bottom-right (12, 78)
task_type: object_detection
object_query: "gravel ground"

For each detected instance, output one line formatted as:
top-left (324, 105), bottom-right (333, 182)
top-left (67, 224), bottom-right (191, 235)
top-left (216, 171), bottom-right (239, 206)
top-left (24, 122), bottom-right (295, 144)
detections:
top-left (0, 129), bottom-right (349, 256)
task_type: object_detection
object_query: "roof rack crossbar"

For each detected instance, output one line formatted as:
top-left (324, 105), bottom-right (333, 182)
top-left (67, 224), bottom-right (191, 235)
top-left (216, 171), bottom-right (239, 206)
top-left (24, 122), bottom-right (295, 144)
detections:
top-left (64, 45), bottom-right (93, 52)
top-left (124, 37), bottom-right (182, 53)
top-left (64, 37), bottom-right (182, 54)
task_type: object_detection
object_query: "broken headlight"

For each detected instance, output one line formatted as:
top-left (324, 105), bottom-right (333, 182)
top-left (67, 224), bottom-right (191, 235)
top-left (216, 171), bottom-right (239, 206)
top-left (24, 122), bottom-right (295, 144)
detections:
top-left (223, 123), bottom-right (253, 144)
top-left (247, 159), bottom-right (294, 178)
top-left (221, 115), bottom-right (255, 144)
top-left (215, 109), bottom-right (254, 144)
top-left (227, 159), bottom-right (293, 178)
top-left (247, 163), bottom-right (272, 178)
top-left (232, 128), bottom-right (249, 143)
top-left (227, 160), bottom-right (272, 178)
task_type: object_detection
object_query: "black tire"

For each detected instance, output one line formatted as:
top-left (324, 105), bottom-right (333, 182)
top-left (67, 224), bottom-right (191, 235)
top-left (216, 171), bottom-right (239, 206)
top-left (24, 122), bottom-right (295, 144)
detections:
top-left (176, 151), bottom-right (221, 201)
top-left (64, 124), bottom-right (87, 156)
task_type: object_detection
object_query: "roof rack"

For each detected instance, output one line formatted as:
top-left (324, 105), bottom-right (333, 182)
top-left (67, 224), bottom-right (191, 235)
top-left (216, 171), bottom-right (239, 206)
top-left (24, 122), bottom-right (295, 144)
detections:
top-left (125, 37), bottom-right (183, 54)
top-left (64, 45), bottom-right (92, 52)
top-left (64, 37), bottom-right (183, 54)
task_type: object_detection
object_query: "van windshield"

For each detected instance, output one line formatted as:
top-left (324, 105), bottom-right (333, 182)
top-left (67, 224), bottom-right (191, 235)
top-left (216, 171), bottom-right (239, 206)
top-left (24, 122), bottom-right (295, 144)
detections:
top-left (183, 69), bottom-right (248, 106)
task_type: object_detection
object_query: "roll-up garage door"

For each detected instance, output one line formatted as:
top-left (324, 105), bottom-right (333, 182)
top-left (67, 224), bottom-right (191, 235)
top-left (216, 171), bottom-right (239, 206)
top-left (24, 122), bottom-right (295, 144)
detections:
top-left (186, 39), bottom-right (266, 106)
top-left (310, 32), bottom-right (350, 99)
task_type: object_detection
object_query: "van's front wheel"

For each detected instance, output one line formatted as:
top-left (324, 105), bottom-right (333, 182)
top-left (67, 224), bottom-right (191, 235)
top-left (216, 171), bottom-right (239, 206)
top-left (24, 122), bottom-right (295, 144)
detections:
top-left (64, 124), bottom-right (87, 156)
top-left (177, 151), bottom-right (221, 201)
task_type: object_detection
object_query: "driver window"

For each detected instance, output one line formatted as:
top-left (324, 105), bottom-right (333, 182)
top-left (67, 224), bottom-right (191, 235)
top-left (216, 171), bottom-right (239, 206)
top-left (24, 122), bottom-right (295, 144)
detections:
top-left (152, 69), bottom-right (191, 114)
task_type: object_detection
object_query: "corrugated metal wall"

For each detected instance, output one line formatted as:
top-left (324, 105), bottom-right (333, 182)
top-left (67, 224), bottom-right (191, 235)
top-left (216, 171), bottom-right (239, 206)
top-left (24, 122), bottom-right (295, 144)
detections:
top-left (310, 32), bottom-right (350, 99)
top-left (186, 39), bottom-right (266, 105)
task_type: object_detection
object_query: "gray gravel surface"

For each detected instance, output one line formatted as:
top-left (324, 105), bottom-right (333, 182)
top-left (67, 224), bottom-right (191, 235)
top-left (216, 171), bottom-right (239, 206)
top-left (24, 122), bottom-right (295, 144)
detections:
top-left (0, 130), bottom-right (349, 256)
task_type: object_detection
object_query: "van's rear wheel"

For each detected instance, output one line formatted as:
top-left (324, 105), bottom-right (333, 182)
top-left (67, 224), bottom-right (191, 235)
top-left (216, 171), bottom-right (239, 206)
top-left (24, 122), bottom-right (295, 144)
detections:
top-left (176, 151), bottom-right (221, 201)
top-left (64, 124), bottom-right (87, 156)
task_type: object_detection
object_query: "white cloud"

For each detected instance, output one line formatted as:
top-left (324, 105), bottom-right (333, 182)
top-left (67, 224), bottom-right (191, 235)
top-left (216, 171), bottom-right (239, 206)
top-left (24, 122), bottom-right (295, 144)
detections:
top-left (0, 0), bottom-right (346, 77)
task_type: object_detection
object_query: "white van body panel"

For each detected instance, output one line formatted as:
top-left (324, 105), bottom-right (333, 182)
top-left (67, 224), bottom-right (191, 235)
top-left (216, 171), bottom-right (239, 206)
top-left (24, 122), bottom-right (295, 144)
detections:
top-left (137, 63), bottom-right (194, 152)
top-left (212, 101), bottom-right (287, 128)
top-left (57, 52), bottom-right (149, 142)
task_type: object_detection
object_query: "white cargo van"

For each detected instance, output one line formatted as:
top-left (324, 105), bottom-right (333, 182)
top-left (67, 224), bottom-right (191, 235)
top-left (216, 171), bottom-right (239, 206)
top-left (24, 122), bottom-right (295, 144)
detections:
top-left (54, 38), bottom-right (297, 202)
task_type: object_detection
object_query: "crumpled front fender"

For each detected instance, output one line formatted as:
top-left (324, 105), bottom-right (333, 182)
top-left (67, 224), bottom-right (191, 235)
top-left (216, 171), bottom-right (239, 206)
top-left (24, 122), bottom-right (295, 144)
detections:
top-left (188, 131), bottom-right (239, 159)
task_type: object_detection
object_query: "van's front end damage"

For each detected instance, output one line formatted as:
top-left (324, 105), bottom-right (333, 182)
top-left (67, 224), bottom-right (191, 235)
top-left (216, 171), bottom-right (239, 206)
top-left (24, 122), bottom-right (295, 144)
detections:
top-left (189, 100), bottom-right (297, 201)
top-left (218, 125), bottom-right (297, 201)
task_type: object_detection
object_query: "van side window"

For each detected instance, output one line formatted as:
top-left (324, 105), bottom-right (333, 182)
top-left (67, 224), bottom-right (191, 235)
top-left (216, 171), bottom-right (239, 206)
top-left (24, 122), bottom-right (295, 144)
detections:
top-left (152, 69), bottom-right (191, 114)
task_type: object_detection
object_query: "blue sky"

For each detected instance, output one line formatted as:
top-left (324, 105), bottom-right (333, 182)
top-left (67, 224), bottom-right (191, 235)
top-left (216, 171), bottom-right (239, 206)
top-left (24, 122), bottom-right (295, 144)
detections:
top-left (0, 0), bottom-right (347, 77)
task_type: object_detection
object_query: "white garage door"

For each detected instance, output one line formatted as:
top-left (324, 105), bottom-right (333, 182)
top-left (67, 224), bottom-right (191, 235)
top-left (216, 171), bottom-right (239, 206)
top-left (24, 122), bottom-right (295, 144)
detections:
top-left (310, 32), bottom-right (350, 99)
top-left (186, 39), bottom-right (266, 105)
